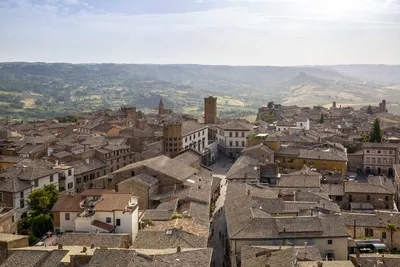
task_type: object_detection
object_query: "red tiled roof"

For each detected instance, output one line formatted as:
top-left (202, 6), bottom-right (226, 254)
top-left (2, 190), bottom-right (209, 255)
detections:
top-left (51, 194), bottom-right (84, 212)
top-left (80, 189), bottom-right (115, 196)
top-left (91, 220), bottom-right (115, 232)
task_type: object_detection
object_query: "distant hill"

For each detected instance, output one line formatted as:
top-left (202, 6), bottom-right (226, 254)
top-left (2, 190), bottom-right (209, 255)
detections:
top-left (0, 62), bottom-right (399, 119)
top-left (320, 65), bottom-right (400, 84)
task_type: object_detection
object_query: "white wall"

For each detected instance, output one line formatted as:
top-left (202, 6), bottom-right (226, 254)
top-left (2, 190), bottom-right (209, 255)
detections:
top-left (31, 173), bottom-right (59, 190)
top-left (94, 211), bottom-right (114, 225)
top-left (276, 126), bottom-right (289, 132)
top-left (216, 129), bottom-right (250, 148)
top-left (183, 127), bottom-right (208, 152)
top-left (60, 211), bottom-right (78, 231)
top-left (296, 119), bottom-right (310, 130)
top-left (74, 216), bottom-right (94, 232)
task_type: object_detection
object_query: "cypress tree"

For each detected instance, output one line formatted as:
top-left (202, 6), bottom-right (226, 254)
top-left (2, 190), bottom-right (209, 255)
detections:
top-left (369, 118), bottom-right (382, 143)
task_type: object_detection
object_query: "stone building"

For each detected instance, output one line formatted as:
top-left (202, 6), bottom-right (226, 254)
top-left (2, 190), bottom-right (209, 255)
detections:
top-left (362, 143), bottom-right (400, 176)
top-left (216, 121), bottom-right (253, 159)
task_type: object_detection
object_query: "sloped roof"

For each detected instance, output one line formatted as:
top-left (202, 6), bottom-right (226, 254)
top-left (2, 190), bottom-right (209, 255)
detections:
top-left (226, 155), bottom-right (260, 180)
top-left (51, 194), bottom-right (84, 212)
top-left (182, 121), bottom-right (207, 135)
top-left (216, 121), bottom-right (253, 131)
top-left (132, 230), bottom-right (208, 250)
top-left (0, 176), bottom-right (32, 193)
top-left (114, 155), bottom-right (197, 183)
top-left (95, 193), bottom-right (133, 212)
top-left (92, 220), bottom-right (115, 232)
top-left (57, 233), bottom-right (130, 248)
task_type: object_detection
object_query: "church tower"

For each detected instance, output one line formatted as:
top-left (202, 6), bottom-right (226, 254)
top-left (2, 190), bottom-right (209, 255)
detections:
top-left (158, 97), bottom-right (165, 115)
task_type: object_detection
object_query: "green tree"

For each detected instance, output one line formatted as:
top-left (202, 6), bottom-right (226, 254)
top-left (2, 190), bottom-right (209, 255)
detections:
top-left (361, 133), bottom-right (370, 143)
top-left (17, 217), bottom-right (32, 235)
top-left (367, 105), bottom-right (373, 114)
top-left (31, 214), bottom-right (53, 238)
top-left (320, 113), bottom-right (324, 123)
top-left (387, 224), bottom-right (397, 250)
top-left (27, 184), bottom-right (59, 217)
top-left (369, 118), bottom-right (383, 143)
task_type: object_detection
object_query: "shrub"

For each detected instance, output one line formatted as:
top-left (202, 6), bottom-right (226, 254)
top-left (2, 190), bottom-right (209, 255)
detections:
top-left (31, 214), bottom-right (53, 238)
top-left (171, 213), bottom-right (182, 219)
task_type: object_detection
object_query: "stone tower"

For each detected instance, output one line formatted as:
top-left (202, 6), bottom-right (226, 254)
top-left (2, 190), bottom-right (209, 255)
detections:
top-left (204, 96), bottom-right (217, 124)
top-left (163, 121), bottom-right (183, 158)
top-left (158, 98), bottom-right (165, 115)
top-left (379, 99), bottom-right (388, 113)
top-left (332, 101), bottom-right (337, 109)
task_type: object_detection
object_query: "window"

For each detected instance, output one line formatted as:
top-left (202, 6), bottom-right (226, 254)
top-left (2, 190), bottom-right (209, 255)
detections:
top-left (365, 228), bottom-right (374, 237)
top-left (202, 130), bottom-right (204, 135)
top-left (11, 216), bottom-right (14, 223)
top-left (185, 137), bottom-right (187, 142)
top-left (198, 132), bottom-right (200, 137)
top-left (50, 174), bottom-right (54, 182)
top-left (378, 158), bottom-right (381, 164)
top-left (68, 169), bottom-right (72, 176)
top-left (382, 232), bottom-right (387, 239)
top-left (236, 141), bottom-right (239, 147)
top-left (189, 136), bottom-right (192, 141)
top-left (229, 141), bottom-right (233, 147)
top-left (367, 195), bottom-right (370, 201)
top-left (65, 213), bottom-right (70, 221)
top-left (327, 239), bottom-right (333, 245)
top-left (106, 217), bottom-right (111, 223)
top-left (20, 191), bottom-right (24, 199)
top-left (390, 150), bottom-right (393, 154)
top-left (34, 180), bottom-right (39, 187)
top-left (242, 132), bottom-right (245, 137)
top-left (242, 141), bottom-right (245, 147)
top-left (103, 169), bottom-right (107, 175)
top-left (20, 199), bottom-right (24, 208)
top-left (67, 182), bottom-right (73, 189)
top-left (76, 178), bottom-right (82, 184)
top-left (367, 150), bottom-right (370, 153)
top-left (0, 192), bottom-right (2, 202)
top-left (366, 157), bottom-right (370, 163)
top-left (116, 219), bottom-right (121, 226)
top-left (235, 132), bottom-right (238, 137)
top-left (378, 150), bottom-right (381, 154)
top-left (229, 132), bottom-right (232, 137)
top-left (385, 196), bottom-right (389, 201)
top-left (335, 196), bottom-right (342, 202)
top-left (97, 171), bottom-right (100, 178)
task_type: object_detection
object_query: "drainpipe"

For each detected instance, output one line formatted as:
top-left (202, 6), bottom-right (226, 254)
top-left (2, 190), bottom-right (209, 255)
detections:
top-left (353, 219), bottom-right (356, 239)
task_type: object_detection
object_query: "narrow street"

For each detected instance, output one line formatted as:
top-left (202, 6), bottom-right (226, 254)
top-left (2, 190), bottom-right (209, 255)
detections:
top-left (208, 155), bottom-right (232, 267)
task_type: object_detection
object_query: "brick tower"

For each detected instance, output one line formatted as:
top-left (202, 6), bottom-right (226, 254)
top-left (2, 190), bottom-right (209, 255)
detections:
top-left (204, 96), bottom-right (217, 124)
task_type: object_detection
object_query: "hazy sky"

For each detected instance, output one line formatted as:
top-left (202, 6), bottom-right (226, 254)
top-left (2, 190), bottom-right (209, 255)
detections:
top-left (0, 0), bottom-right (400, 65)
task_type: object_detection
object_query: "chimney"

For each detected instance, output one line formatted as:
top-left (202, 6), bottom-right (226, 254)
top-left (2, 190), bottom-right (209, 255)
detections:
top-left (55, 160), bottom-right (59, 166)
top-left (86, 158), bottom-right (90, 164)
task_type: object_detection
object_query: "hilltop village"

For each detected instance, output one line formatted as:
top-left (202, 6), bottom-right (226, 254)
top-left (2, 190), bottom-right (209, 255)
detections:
top-left (0, 97), bottom-right (400, 266)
